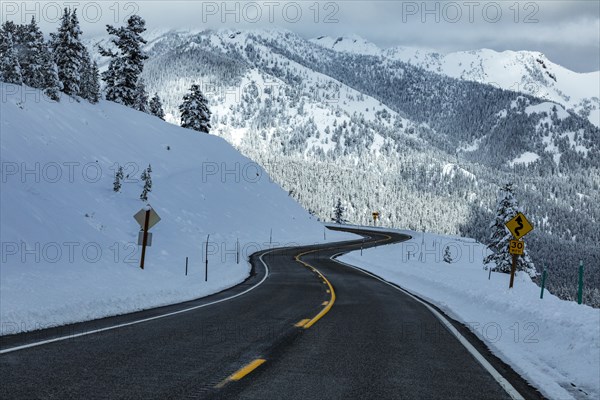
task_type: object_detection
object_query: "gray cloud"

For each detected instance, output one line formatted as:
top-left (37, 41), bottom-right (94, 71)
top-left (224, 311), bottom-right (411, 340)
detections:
top-left (4, 1), bottom-right (599, 72)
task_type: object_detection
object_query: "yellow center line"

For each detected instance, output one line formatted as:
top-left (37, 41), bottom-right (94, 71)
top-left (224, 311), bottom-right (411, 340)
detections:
top-left (294, 233), bottom-right (393, 329)
top-left (294, 318), bottom-right (311, 327)
top-left (215, 358), bottom-right (267, 388)
top-left (213, 232), bottom-right (394, 390)
top-left (229, 359), bottom-right (266, 381)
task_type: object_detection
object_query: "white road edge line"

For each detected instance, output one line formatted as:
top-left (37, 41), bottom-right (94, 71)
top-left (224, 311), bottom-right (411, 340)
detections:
top-left (331, 253), bottom-right (526, 400)
top-left (0, 250), bottom-right (274, 355)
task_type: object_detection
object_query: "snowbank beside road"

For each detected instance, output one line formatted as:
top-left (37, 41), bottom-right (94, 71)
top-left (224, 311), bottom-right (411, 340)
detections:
top-left (340, 229), bottom-right (599, 400)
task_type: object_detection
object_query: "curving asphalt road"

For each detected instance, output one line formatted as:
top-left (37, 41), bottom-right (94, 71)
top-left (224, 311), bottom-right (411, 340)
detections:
top-left (0, 227), bottom-right (543, 399)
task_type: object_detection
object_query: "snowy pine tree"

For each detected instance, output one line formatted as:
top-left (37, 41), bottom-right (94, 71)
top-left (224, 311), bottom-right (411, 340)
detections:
top-left (140, 165), bottom-right (152, 201)
top-left (179, 84), bottom-right (212, 133)
top-left (133, 78), bottom-right (149, 112)
top-left (99, 15), bottom-right (148, 107)
top-left (0, 26), bottom-right (23, 84)
top-left (443, 246), bottom-right (453, 264)
top-left (332, 198), bottom-right (346, 224)
top-left (52, 8), bottom-right (85, 97)
top-left (149, 93), bottom-right (165, 119)
top-left (41, 49), bottom-right (61, 101)
top-left (21, 17), bottom-right (46, 88)
top-left (79, 47), bottom-right (100, 103)
top-left (113, 166), bottom-right (124, 192)
top-left (484, 183), bottom-right (536, 277)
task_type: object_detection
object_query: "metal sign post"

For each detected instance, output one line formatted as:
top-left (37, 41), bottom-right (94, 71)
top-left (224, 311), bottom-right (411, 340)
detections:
top-left (139, 209), bottom-right (150, 270)
top-left (133, 205), bottom-right (161, 270)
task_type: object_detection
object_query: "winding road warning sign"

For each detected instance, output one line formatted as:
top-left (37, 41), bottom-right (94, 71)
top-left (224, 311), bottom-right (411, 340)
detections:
top-left (505, 212), bottom-right (533, 240)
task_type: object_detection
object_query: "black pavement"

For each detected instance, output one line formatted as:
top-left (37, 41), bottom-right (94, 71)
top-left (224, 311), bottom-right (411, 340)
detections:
top-left (0, 228), bottom-right (542, 399)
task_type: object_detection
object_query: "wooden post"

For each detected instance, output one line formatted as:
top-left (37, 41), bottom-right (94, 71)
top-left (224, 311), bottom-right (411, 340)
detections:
top-left (139, 209), bottom-right (150, 270)
top-left (509, 253), bottom-right (517, 289)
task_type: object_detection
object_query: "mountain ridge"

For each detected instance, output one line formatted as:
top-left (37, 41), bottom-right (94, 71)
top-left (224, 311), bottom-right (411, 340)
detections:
top-left (311, 34), bottom-right (599, 127)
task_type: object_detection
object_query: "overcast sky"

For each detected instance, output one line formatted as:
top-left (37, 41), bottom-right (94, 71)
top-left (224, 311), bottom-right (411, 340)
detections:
top-left (5, 1), bottom-right (600, 72)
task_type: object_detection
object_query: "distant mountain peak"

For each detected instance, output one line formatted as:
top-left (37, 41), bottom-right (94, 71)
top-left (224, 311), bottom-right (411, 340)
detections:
top-left (310, 34), bottom-right (381, 56)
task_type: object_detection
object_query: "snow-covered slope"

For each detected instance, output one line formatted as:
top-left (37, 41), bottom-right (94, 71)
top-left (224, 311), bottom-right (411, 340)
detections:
top-left (0, 83), bottom-right (353, 333)
top-left (311, 36), bottom-right (600, 127)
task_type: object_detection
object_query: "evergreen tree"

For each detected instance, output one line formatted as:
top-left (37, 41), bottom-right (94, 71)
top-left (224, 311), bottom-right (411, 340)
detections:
top-left (99, 15), bottom-right (148, 107)
top-left (332, 198), bottom-right (346, 224)
top-left (113, 166), bottom-right (124, 192)
top-left (41, 49), bottom-right (61, 101)
top-left (0, 27), bottom-right (23, 84)
top-left (52, 8), bottom-right (85, 97)
top-left (133, 78), bottom-right (149, 112)
top-left (21, 17), bottom-right (46, 88)
top-left (443, 246), bottom-right (453, 264)
top-left (79, 47), bottom-right (100, 103)
top-left (484, 183), bottom-right (536, 277)
top-left (179, 84), bottom-right (212, 133)
top-left (140, 165), bottom-right (152, 201)
top-left (149, 93), bottom-right (165, 119)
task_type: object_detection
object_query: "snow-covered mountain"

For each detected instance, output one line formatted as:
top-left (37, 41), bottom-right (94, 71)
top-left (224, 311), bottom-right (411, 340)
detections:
top-left (0, 83), bottom-right (352, 332)
top-left (311, 35), bottom-right (600, 127)
top-left (85, 28), bottom-right (599, 306)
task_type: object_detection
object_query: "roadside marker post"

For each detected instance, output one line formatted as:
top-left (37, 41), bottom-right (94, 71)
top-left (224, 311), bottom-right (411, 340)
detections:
top-left (577, 260), bottom-right (584, 304)
top-left (185, 256), bottom-right (188, 276)
top-left (540, 267), bottom-right (547, 299)
top-left (205, 234), bottom-right (210, 282)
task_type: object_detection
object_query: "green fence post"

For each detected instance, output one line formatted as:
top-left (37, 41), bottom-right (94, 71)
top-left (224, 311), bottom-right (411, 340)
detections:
top-left (577, 260), bottom-right (584, 305)
top-left (540, 267), bottom-right (547, 299)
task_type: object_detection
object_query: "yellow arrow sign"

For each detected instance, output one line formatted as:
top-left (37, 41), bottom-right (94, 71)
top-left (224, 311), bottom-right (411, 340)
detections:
top-left (505, 212), bottom-right (533, 240)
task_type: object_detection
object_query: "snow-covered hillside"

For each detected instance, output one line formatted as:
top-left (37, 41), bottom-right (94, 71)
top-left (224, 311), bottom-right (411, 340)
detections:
top-left (312, 35), bottom-right (600, 127)
top-left (0, 83), bottom-right (353, 333)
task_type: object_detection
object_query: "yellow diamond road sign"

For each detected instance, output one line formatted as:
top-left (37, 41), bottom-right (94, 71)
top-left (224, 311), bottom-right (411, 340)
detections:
top-left (505, 212), bottom-right (533, 240)
top-left (134, 206), bottom-right (161, 230)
